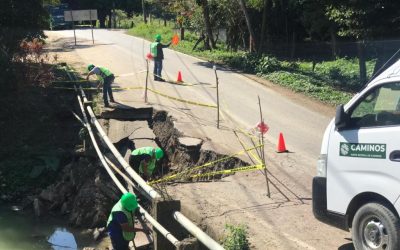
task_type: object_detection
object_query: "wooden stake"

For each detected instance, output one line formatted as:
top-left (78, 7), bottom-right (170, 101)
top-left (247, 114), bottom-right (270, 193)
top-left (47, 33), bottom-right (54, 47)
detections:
top-left (214, 65), bottom-right (220, 129)
top-left (145, 59), bottom-right (149, 102)
top-left (258, 95), bottom-right (271, 198)
top-left (90, 10), bottom-right (94, 45)
top-left (70, 11), bottom-right (76, 46)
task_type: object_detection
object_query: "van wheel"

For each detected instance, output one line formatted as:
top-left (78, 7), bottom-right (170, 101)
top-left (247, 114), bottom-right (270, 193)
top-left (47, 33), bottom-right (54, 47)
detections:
top-left (352, 203), bottom-right (400, 250)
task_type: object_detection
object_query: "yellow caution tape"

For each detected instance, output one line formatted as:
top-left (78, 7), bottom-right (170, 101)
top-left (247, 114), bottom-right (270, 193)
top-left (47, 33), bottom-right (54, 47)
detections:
top-left (147, 88), bottom-right (217, 108)
top-left (150, 164), bottom-right (265, 185)
top-left (190, 164), bottom-right (265, 178)
top-left (235, 131), bottom-right (262, 164)
top-left (149, 144), bottom-right (263, 184)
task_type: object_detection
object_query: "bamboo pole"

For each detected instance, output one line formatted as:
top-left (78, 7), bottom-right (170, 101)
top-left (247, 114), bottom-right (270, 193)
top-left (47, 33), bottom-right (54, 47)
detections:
top-left (258, 96), bottom-right (271, 197)
top-left (213, 65), bottom-right (220, 129)
top-left (145, 59), bottom-right (149, 102)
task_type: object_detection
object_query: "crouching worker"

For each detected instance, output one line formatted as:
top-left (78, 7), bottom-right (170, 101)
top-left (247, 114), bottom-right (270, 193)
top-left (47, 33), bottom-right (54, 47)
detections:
top-left (129, 147), bottom-right (164, 181)
top-left (107, 193), bottom-right (139, 250)
top-left (86, 64), bottom-right (115, 107)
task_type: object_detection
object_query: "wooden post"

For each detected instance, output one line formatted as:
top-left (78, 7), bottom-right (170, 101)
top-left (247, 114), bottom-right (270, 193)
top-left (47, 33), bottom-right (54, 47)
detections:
top-left (258, 95), bottom-right (270, 197)
top-left (145, 59), bottom-right (149, 103)
top-left (213, 65), bottom-right (220, 129)
top-left (90, 10), bottom-right (94, 44)
top-left (70, 11), bottom-right (76, 46)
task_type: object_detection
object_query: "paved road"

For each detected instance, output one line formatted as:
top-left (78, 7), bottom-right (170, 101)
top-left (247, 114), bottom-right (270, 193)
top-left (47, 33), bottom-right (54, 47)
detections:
top-left (52, 29), bottom-right (331, 162)
top-left (48, 29), bottom-right (351, 249)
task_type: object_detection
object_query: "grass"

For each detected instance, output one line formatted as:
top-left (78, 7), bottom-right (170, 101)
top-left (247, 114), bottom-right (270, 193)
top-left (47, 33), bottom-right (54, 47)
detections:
top-left (125, 17), bottom-right (376, 106)
top-left (222, 224), bottom-right (250, 250)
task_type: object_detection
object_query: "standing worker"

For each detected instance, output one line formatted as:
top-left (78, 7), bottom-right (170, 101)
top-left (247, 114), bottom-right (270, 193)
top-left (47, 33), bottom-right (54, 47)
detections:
top-left (107, 193), bottom-right (139, 250)
top-left (150, 34), bottom-right (171, 81)
top-left (129, 146), bottom-right (164, 180)
top-left (86, 64), bottom-right (115, 107)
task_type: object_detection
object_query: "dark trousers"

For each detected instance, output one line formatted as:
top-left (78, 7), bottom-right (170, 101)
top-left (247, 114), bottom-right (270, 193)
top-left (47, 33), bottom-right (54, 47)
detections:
top-left (103, 75), bottom-right (115, 106)
top-left (128, 155), bottom-right (147, 181)
top-left (110, 236), bottom-right (129, 250)
top-left (153, 59), bottom-right (163, 80)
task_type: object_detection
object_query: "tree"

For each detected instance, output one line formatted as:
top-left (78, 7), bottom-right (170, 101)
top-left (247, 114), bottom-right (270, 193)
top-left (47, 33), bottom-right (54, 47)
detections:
top-left (326, 0), bottom-right (400, 83)
top-left (237, 0), bottom-right (257, 52)
top-left (195, 0), bottom-right (216, 50)
top-left (0, 0), bottom-right (49, 88)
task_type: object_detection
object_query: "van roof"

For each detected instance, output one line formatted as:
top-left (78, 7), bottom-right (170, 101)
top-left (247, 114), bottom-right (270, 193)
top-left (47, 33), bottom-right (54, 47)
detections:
top-left (369, 58), bottom-right (400, 85)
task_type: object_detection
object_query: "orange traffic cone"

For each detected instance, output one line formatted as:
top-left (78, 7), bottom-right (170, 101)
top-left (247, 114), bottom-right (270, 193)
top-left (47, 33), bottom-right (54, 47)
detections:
top-left (277, 132), bottom-right (288, 153)
top-left (177, 71), bottom-right (183, 83)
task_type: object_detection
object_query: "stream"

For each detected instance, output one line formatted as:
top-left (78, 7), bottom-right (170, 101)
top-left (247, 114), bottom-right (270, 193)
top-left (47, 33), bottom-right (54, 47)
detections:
top-left (0, 205), bottom-right (95, 250)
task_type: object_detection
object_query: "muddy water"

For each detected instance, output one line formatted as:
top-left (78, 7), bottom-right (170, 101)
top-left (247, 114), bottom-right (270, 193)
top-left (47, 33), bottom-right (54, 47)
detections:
top-left (0, 205), bottom-right (95, 250)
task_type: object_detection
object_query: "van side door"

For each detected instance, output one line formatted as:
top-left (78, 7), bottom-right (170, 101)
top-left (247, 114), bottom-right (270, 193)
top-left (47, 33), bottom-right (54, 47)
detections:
top-left (327, 82), bottom-right (400, 214)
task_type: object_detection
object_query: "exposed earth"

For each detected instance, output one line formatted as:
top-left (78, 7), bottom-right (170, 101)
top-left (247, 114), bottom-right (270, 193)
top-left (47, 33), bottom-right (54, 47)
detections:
top-left (43, 29), bottom-right (355, 250)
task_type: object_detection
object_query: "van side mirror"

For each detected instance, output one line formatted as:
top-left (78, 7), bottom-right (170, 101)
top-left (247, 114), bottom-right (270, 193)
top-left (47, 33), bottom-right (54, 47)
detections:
top-left (335, 104), bottom-right (350, 130)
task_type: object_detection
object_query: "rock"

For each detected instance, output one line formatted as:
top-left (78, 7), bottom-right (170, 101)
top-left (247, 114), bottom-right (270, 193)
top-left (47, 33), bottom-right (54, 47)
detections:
top-left (33, 198), bottom-right (42, 217)
top-left (11, 205), bottom-right (22, 212)
top-left (60, 202), bottom-right (69, 215)
top-left (93, 227), bottom-right (105, 241)
top-left (178, 137), bottom-right (203, 150)
top-left (39, 188), bottom-right (55, 202)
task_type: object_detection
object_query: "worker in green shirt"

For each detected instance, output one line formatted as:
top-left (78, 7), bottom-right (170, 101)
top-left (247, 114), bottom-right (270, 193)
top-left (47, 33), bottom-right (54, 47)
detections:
top-left (129, 147), bottom-right (164, 180)
top-left (107, 193), bottom-right (139, 250)
top-left (86, 64), bottom-right (115, 107)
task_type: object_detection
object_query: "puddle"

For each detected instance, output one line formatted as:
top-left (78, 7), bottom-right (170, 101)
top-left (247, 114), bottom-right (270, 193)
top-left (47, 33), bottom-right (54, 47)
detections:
top-left (0, 205), bottom-right (95, 250)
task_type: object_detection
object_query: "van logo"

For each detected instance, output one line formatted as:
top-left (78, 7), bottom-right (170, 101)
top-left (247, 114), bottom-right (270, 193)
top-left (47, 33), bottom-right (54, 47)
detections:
top-left (339, 142), bottom-right (386, 159)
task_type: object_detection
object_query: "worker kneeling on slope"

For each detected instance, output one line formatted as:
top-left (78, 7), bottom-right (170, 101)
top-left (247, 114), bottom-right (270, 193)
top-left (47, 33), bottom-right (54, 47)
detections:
top-left (129, 146), bottom-right (164, 181)
top-left (107, 193), bottom-right (140, 250)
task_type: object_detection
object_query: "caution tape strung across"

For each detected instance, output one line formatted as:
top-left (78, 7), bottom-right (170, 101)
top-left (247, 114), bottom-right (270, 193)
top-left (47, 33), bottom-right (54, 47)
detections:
top-left (190, 164), bottom-right (265, 178)
top-left (146, 88), bottom-right (217, 108)
top-left (59, 67), bottom-right (217, 108)
top-left (149, 144), bottom-right (263, 184)
top-left (150, 164), bottom-right (265, 185)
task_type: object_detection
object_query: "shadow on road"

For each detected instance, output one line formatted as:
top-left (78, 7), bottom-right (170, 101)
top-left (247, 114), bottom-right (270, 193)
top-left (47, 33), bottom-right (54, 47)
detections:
top-left (338, 242), bottom-right (354, 250)
top-left (193, 61), bottom-right (234, 72)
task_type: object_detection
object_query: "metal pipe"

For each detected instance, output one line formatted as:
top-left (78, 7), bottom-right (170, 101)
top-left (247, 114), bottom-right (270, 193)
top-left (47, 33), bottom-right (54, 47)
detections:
top-left (85, 104), bottom-right (160, 200)
top-left (76, 93), bottom-right (180, 246)
top-left (72, 75), bottom-right (224, 250)
top-left (76, 84), bottom-right (159, 200)
top-left (174, 211), bottom-right (225, 250)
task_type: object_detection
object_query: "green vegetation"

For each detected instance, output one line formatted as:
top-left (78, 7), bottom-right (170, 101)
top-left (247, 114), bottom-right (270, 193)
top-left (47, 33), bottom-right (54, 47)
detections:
top-left (222, 224), bottom-right (250, 250)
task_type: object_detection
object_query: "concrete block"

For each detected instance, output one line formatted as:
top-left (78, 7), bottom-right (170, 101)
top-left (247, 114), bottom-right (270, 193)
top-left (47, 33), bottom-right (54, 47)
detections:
top-left (152, 199), bottom-right (185, 250)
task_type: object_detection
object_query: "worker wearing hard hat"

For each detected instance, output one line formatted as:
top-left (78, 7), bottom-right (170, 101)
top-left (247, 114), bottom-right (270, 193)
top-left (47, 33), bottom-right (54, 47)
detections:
top-left (150, 34), bottom-right (171, 81)
top-left (86, 64), bottom-right (115, 107)
top-left (129, 147), bottom-right (164, 180)
top-left (107, 193), bottom-right (139, 250)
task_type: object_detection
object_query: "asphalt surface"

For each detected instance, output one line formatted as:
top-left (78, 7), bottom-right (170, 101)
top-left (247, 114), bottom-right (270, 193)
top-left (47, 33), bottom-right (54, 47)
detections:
top-left (47, 29), bottom-right (351, 249)
top-left (52, 29), bottom-right (332, 163)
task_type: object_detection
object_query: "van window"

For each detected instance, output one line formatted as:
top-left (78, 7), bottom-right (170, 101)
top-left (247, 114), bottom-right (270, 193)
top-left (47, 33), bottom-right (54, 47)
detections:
top-left (350, 82), bottom-right (400, 127)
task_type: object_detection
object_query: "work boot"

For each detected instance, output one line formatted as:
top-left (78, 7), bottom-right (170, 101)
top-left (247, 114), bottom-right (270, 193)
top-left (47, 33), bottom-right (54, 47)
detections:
top-left (158, 78), bottom-right (165, 82)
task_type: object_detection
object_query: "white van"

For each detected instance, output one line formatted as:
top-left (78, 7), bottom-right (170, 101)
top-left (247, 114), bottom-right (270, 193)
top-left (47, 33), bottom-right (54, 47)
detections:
top-left (313, 59), bottom-right (400, 250)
